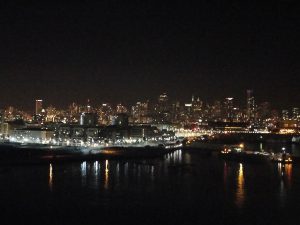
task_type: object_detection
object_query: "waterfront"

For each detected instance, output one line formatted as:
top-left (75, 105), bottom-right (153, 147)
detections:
top-left (1, 143), bottom-right (300, 225)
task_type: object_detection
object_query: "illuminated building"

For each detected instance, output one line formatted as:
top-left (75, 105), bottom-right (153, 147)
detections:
top-left (232, 107), bottom-right (243, 122)
top-left (4, 106), bottom-right (15, 121)
top-left (80, 113), bottom-right (98, 126)
top-left (211, 101), bottom-right (222, 121)
top-left (246, 90), bottom-right (256, 122)
top-left (116, 104), bottom-right (128, 114)
top-left (224, 97), bottom-right (234, 122)
top-left (171, 101), bottom-right (181, 123)
top-left (35, 100), bottom-right (43, 115)
top-left (191, 96), bottom-right (202, 121)
top-left (11, 127), bottom-right (54, 143)
top-left (158, 92), bottom-right (168, 103)
top-left (292, 108), bottom-right (299, 121)
top-left (96, 103), bottom-right (114, 125)
top-left (46, 106), bottom-right (57, 122)
top-left (112, 113), bottom-right (129, 126)
top-left (1, 120), bottom-right (26, 137)
top-left (282, 110), bottom-right (289, 120)
top-left (86, 99), bottom-right (92, 113)
top-left (154, 93), bottom-right (171, 123)
top-left (68, 102), bottom-right (79, 122)
top-left (157, 93), bottom-right (169, 113)
top-left (131, 101), bottom-right (150, 123)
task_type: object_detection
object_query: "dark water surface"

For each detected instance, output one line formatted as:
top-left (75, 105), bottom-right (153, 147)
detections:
top-left (1, 143), bottom-right (300, 225)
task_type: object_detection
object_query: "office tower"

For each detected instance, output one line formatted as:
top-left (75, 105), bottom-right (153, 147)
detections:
top-left (211, 101), bottom-right (222, 121)
top-left (80, 112), bottom-right (98, 126)
top-left (224, 97), bottom-right (234, 121)
top-left (292, 108), bottom-right (299, 121)
top-left (131, 101), bottom-right (149, 123)
top-left (86, 99), bottom-right (91, 113)
top-left (35, 99), bottom-right (43, 115)
top-left (155, 93), bottom-right (171, 123)
top-left (282, 110), bottom-right (289, 120)
top-left (192, 97), bottom-right (202, 117)
top-left (246, 90), bottom-right (255, 121)
top-left (116, 103), bottom-right (128, 114)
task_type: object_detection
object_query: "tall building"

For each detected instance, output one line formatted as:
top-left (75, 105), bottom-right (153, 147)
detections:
top-left (211, 101), bottom-right (222, 121)
top-left (155, 93), bottom-right (171, 123)
top-left (35, 100), bottom-right (43, 115)
top-left (46, 106), bottom-right (57, 122)
top-left (131, 101), bottom-right (149, 123)
top-left (112, 113), bottom-right (129, 126)
top-left (97, 103), bottom-right (113, 125)
top-left (191, 96), bottom-right (202, 119)
top-left (257, 102), bottom-right (271, 122)
top-left (86, 99), bottom-right (92, 113)
top-left (292, 108), bottom-right (299, 121)
top-left (282, 110), bottom-right (289, 120)
top-left (158, 93), bottom-right (168, 103)
top-left (246, 90), bottom-right (255, 122)
top-left (116, 103), bottom-right (128, 114)
top-left (80, 112), bottom-right (98, 126)
top-left (224, 97), bottom-right (234, 122)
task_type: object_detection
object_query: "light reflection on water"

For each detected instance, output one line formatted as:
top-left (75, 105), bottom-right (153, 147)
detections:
top-left (277, 162), bottom-right (293, 207)
top-left (235, 163), bottom-right (245, 208)
top-left (49, 163), bottom-right (53, 191)
top-left (284, 164), bottom-right (292, 187)
top-left (104, 160), bottom-right (109, 189)
top-left (223, 162), bottom-right (228, 189)
top-left (72, 150), bottom-right (183, 190)
top-left (0, 139), bottom-right (299, 225)
top-left (81, 161), bottom-right (87, 186)
top-left (46, 148), bottom-right (297, 212)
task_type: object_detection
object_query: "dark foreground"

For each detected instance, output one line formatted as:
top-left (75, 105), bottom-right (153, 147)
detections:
top-left (1, 143), bottom-right (300, 225)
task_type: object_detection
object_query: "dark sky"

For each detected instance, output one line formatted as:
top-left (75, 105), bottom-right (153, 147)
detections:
top-left (1, 1), bottom-right (300, 110)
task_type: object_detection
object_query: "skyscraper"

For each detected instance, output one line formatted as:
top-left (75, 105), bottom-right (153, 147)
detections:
top-left (224, 97), bottom-right (234, 122)
top-left (246, 90), bottom-right (255, 122)
top-left (282, 110), bottom-right (289, 120)
top-left (35, 99), bottom-right (43, 115)
top-left (292, 108), bottom-right (299, 121)
top-left (155, 93), bottom-right (170, 123)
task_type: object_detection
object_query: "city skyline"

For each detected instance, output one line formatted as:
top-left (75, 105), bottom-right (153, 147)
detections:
top-left (1, 91), bottom-right (299, 130)
top-left (1, 90), bottom-right (300, 112)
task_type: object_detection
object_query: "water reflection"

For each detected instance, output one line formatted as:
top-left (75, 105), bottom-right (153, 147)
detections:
top-left (284, 164), bottom-right (292, 187)
top-left (93, 161), bottom-right (99, 176)
top-left (277, 162), bottom-right (292, 206)
top-left (236, 163), bottom-right (245, 208)
top-left (49, 163), bottom-right (53, 191)
top-left (277, 163), bottom-right (292, 187)
top-left (291, 144), bottom-right (300, 156)
top-left (184, 152), bottom-right (191, 164)
top-left (81, 161), bottom-right (87, 186)
top-left (279, 178), bottom-right (286, 207)
top-left (278, 163), bottom-right (283, 177)
top-left (93, 161), bottom-right (100, 187)
top-left (259, 142), bottom-right (263, 152)
top-left (164, 150), bottom-right (183, 163)
top-left (104, 160), bottom-right (109, 190)
top-left (223, 162), bottom-right (228, 188)
top-left (72, 150), bottom-right (188, 190)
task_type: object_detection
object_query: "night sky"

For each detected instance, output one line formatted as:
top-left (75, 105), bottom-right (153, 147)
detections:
top-left (1, 1), bottom-right (300, 110)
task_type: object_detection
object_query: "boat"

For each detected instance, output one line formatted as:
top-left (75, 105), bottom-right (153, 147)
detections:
top-left (220, 144), bottom-right (271, 163)
top-left (270, 152), bottom-right (293, 164)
